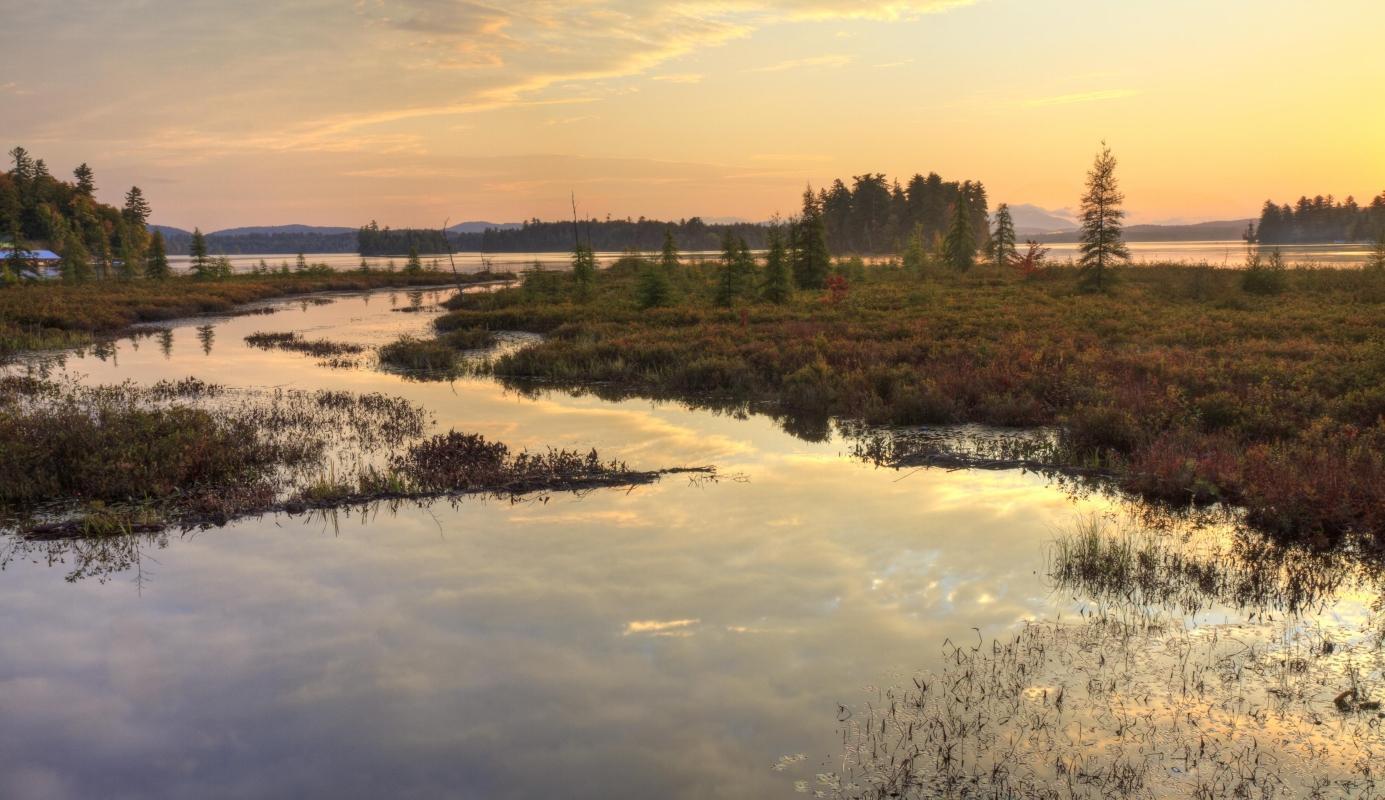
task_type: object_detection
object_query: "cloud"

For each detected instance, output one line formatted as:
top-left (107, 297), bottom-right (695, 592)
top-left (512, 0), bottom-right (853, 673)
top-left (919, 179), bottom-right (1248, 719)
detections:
top-left (751, 54), bottom-right (854, 72)
top-left (1025, 89), bottom-right (1139, 107)
top-left (624, 619), bottom-right (700, 637)
top-left (651, 73), bottom-right (705, 84)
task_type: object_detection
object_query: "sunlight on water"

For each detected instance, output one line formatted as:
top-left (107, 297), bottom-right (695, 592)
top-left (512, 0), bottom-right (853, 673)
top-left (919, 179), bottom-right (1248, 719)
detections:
top-left (2, 289), bottom-right (1380, 799)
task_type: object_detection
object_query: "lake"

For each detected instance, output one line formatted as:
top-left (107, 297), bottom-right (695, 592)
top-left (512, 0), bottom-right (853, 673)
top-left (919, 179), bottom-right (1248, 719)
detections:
top-left (169, 240), bottom-right (1381, 277)
top-left (2, 288), bottom-right (1381, 799)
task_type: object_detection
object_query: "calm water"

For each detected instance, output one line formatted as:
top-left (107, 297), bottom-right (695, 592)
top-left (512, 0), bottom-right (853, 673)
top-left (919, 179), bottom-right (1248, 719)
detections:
top-left (167, 251), bottom-right (725, 276)
top-left (170, 240), bottom-right (1379, 276)
top-left (0, 289), bottom-right (1378, 798)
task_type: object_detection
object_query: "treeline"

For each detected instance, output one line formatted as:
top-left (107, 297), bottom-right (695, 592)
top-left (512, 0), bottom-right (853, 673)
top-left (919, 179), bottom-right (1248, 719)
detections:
top-left (816, 173), bottom-right (990, 255)
top-left (2, 146), bottom-right (164, 280)
top-left (357, 222), bottom-right (451, 256)
top-left (1257, 192), bottom-right (1385, 244)
top-left (451, 217), bottom-right (770, 253)
top-left (161, 230), bottom-right (357, 255)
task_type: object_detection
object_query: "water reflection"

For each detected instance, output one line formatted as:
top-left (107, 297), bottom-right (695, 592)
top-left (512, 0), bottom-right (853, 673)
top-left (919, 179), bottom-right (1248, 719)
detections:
top-left (1, 290), bottom-right (1381, 799)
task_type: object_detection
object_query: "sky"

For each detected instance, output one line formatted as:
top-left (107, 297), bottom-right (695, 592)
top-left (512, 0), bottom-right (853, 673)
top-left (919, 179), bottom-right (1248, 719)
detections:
top-left (3, 0), bottom-right (1383, 230)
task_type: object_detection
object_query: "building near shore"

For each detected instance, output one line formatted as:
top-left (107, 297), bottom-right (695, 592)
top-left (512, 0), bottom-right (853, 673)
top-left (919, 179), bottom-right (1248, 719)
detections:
top-left (0, 248), bottom-right (63, 280)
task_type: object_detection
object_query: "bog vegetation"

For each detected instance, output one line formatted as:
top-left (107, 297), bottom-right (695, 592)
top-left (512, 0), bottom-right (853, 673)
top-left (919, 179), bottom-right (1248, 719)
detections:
top-left (393, 147), bottom-right (1385, 544)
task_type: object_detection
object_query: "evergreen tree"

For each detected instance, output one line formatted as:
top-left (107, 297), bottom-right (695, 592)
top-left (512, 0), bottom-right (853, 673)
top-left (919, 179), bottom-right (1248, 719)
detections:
top-left (146, 230), bottom-right (170, 279)
top-left (405, 246), bottom-right (422, 273)
top-left (636, 258), bottom-right (673, 309)
top-left (762, 226), bottom-right (792, 304)
top-left (942, 194), bottom-right (976, 272)
top-left (190, 228), bottom-right (211, 278)
top-left (990, 203), bottom-right (1017, 268)
top-left (1368, 229), bottom-right (1385, 274)
top-left (296, 251), bottom-right (309, 273)
top-left (359, 258), bottom-right (371, 273)
top-left (902, 223), bottom-right (927, 276)
top-left (4, 224), bottom-right (25, 280)
top-left (61, 229), bottom-right (92, 282)
top-left (1077, 143), bottom-right (1129, 291)
top-left (8, 147), bottom-right (34, 183)
top-left (660, 229), bottom-right (680, 271)
top-left (714, 232), bottom-right (743, 307)
top-left (73, 163), bottom-right (95, 197)
top-left (118, 232), bottom-right (141, 280)
top-left (571, 243), bottom-right (596, 300)
top-left (122, 186), bottom-right (152, 226)
top-left (791, 186), bottom-right (831, 289)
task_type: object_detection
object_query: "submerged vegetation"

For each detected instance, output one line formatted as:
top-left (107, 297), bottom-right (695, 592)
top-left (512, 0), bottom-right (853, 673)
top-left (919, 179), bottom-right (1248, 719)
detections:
top-left (794, 514), bottom-right (1385, 799)
top-left (0, 374), bottom-right (705, 537)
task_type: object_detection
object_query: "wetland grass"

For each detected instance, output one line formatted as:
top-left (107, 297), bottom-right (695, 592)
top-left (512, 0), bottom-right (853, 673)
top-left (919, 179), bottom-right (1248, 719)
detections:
top-left (419, 258), bottom-right (1385, 542)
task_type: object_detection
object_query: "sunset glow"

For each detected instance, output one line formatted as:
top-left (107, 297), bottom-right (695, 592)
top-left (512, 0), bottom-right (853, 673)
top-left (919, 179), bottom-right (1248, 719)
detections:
top-left (5, 0), bottom-right (1383, 229)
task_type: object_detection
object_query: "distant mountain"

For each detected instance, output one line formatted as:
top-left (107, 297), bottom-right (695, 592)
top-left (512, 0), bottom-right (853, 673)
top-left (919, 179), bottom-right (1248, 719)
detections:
top-left (1007, 204), bottom-right (1077, 235)
top-left (213, 224), bottom-right (356, 236)
top-left (149, 224), bottom-right (191, 239)
top-left (1030, 219), bottom-right (1255, 244)
top-left (446, 221), bottom-right (523, 234)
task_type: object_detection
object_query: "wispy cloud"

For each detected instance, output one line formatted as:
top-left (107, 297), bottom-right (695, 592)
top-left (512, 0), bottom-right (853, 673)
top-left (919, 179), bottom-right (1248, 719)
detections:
top-left (624, 619), bottom-right (700, 637)
top-left (651, 73), bottom-right (705, 84)
top-left (1025, 89), bottom-right (1138, 107)
top-left (752, 54), bottom-right (854, 72)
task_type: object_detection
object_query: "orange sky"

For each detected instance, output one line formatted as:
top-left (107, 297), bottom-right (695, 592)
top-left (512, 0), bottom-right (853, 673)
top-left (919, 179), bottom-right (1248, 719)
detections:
top-left (3, 0), bottom-right (1383, 230)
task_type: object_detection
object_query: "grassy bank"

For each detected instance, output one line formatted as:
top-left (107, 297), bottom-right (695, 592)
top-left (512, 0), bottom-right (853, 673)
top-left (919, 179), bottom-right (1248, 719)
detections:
top-left (424, 255), bottom-right (1385, 541)
top-left (0, 269), bottom-right (510, 358)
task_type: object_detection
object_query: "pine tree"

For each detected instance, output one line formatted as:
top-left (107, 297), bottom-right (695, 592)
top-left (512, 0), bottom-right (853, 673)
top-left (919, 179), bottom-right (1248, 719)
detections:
top-left (359, 258), bottom-right (371, 273)
top-left (73, 163), bottom-right (96, 197)
top-left (571, 243), bottom-right (596, 301)
top-left (296, 251), bottom-right (309, 273)
top-left (942, 194), bottom-right (976, 272)
top-left (990, 203), bottom-right (1016, 268)
top-left (190, 228), bottom-right (211, 278)
top-left (122, 186), bottom-right (152, 226)
top-left (404, 246), bottom-right (422, 273)
top-left (1078, 143), bottom-right (1129, 291)
top-left (8, 147), bottom-right (34, 183)
top-left (636, 258), bottom-right (673, 309)
top-left (146, 230), bottom-right (170, 279)
top-left (762, 226), bottom-right (792, 304)
top-left (791, 186), bottom-right (831, 289)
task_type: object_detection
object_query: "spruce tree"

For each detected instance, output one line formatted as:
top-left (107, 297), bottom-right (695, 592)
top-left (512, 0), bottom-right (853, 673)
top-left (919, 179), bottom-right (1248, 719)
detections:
top-left (146, 230), bottom-right (170, 279)
top-left (791, 186), bottom-right (831, 289)
top-left (991, 203), bottom-right (1017, 268)
top-left (1078, 143), bottom-right (1129, 291)
top-left (660, 229), bottom-right (680, 271)
top-left (122, 186), bottom-right (151, 226)
top-left (762, 226), bottom-right (792, 304)
top-left (571, 243), bottom-right (596, 301)
top-left (73, 163), bottom-right (95, 197)
top-left (405, 246), bottom-right (422, 273)
top-left (118, 234), bottom-right (141, 280)
top-left (296, 251), bottom-right (310, 273)
top-left (942, 194), bottom-right (976, 272)
top-left (1368, 229), bottom-right (1385, 274)
top-left (636, 259), bottom-right (673, 309)
top-left (61, 230), bottom-right (92, 282)
top-left (903, 223), bottom-right (927, 276)
top-left (714, 232), bottom-right (741, 307)
top-left (189, 228), bottom-right (210, 277)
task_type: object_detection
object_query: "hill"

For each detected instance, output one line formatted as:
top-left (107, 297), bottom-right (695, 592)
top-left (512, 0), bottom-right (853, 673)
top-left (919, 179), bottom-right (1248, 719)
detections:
top-left (1030, 219), bottom-right (1255, 243)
